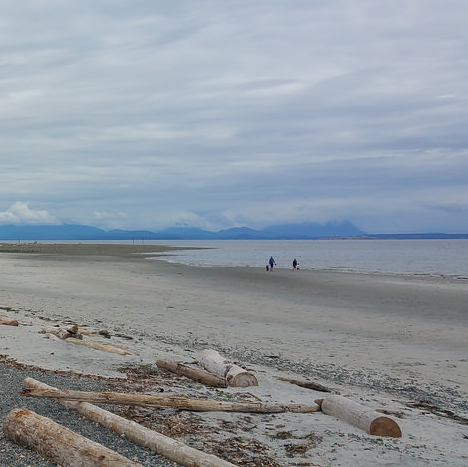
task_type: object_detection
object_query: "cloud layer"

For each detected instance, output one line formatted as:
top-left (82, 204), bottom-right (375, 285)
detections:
top-left (1, 1), bottom-right (467, 233)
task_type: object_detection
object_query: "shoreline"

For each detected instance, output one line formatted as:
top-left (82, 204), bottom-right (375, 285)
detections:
top-left (0, 244), bottom-right (467, 465)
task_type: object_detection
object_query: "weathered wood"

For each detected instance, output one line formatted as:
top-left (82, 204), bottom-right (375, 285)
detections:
top-left (78, 328), bottom-right (111, 338)
top-left (67, 324), bottom-right (79, 334)
top-left (316, 395), bottom-right (402, 438)
top-left (275, 375), bottom-right (331, 392)
top-left (156, 359), bottom-right (228, 387)
top-left (77, 327), bottom-right (97, 336)
top-left (40, 326), bottom-right (71, 339)
top-left (40, 326), bottom-right (82, 340)
top-left (66, 337), bottom-right (138, 355)
top-left (2, 408), bottom-right (141, 467)
top-left (22, 386), bottom-right (319, 413)
top-left (0, 316), bottom-right (19, 326)
top-left (24, 378), bottom-right (238, 467)
top-left (196, 349), bottom-right (258, 387)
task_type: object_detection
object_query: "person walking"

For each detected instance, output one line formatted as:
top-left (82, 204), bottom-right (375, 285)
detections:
top-left (269, 256), bottom-right (276, 270)
top-left (292, 258), bottom-right (298, 270)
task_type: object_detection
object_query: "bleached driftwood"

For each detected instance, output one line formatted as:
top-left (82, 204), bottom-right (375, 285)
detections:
top-left (275, 375), bottom-right (331, 392)
top-left (315, 395), bottom-right (402, 438)
top-left (22, 386), bottom-right (319, 413)
top-left (23, 378), bottom-right (237, 467)
top-left (156, 359), bottom-right (228, 387)
top-left (2, 408), bottom-right (141, 467)
top-left (0, 316), bottom-right (19, 326)
top-left (40, 326), bottom-right (82, 340)
top-left (78, 327), bottom-right (111, 338)
top-left (196, 349), bottom-right (258, 387)
top-left (66, 337), bottom-right (138, 355)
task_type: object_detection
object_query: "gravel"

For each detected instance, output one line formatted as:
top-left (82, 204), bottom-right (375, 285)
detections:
top-left (0, 363), bottom-right (180, 466)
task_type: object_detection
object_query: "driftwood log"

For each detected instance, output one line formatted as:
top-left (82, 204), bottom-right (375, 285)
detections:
top-left (2, 408), bottom-right (141, 467)
top-left (275, 376), bottom-right (331, 392)
top-left (66, 337), bottom-right (137, 355)
top-left (0, 316), bottom-right (19, 326)
top-left (22, 386), bottom-right (319, 413)
top-left (40, 326), bottom-right (82, 340)
top-left (23, 378), bottom-right (238, 467)
top-left (78, 328), bottom-right (111, 338)
top-left (316, 395), bottom-right (402, 438)
top-left (156, 359), bottom-right (228, 387)
top-left (196, 349), bottom-right (258, 387)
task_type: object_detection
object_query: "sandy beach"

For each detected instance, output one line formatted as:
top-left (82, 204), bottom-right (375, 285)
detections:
top-left (0, 243), bottom-right (467, 466)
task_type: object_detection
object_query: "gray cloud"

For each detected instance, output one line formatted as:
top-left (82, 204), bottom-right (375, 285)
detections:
top-left (0, 1), bottom-right (467, 233)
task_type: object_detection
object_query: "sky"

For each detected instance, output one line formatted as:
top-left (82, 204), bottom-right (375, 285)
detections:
top-left (1, 1), bottom-right (467, 234)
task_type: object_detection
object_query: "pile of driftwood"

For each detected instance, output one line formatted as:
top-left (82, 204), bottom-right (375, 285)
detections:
top-left (40, 324), bottom-right (138, 356)
top-left (158, 349), bottom-right (401, 438)
top-left (1, 348), bottom-right (403, 467)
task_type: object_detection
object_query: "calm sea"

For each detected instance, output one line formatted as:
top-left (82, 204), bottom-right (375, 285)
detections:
top-left (143, 239), bottom-right (468, 278)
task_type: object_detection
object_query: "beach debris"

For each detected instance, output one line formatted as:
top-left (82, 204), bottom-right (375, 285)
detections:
top-left (405, 400), bottom-right (468, 425)
top-left (196, 349), bottom-right (258, 387)
top-left (66, 337), bottom-right (138, 355)
top-left (3, 408), bottom-right (141, 467)
top-left (21, 385), bottom-right (319, 414)
top-left (23, 377), bottom-right (239, 467)
top-left (0, 316), bottom-right (19, 326)
top-left (315, 395), bottom-right (402, 438)
top-left (275, 375), bottom-right (331, 393)
top-left (156, 358), bottom-right (228, 387)
top-left (40, 325), bottom-right (83, 340)
top-left (78, 327), bottom-right (111, 338)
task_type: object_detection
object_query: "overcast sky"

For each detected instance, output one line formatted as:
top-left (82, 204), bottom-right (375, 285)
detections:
top-left (1, 1), bottom-right (467, 233)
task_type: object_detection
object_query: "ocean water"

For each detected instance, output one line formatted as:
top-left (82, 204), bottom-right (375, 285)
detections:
top-left (145, 239), bottom-right (468, 278)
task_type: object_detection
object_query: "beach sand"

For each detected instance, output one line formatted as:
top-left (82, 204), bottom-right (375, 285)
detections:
top-left (0, 243), bottom-right (467, 466)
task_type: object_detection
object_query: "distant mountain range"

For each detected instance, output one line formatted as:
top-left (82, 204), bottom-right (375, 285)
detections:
top-left (0, 221), bottom-right (363, 240)
top-left (0, 221), bottom-right (466, 241)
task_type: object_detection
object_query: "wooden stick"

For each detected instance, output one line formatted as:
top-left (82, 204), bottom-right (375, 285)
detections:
top-left (0, 316), bottom-right (19, 326)
top-left (275, 376), bottom-right (331, 392)
top-left (316, 395), bottom-right (402, 438)
top-left (23, 378), bottom-right (238, 467)
top-left (156, 359), bottom-right (228, 387)
top-left (21, 386), bottom-right (319, 413)
top-left (66, 337), bottom-right (138, 355)
top-left (2, 408), bottom-right (141, 467)
top-left (196, 349), bottom-right (258, 387)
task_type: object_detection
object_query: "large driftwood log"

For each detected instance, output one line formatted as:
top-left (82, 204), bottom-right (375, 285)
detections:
top-left (316, 395), bottom-right (402, 438)
top-left (275, 375), bottom-right (331, 392)
top-left (196, 349), bottom-right (258, 387)
top-left (24, 378), bottom-right (237, 467)
top-left (22, 386), bottom-right (319, 413)
top-left (0, 316), bottom-right (19, 326)
top-left (66, 337), bottom-right (138, 355)
top-left (2, 408), bottom-right (141, 467)
top-left (156, 359), bottom-right (228, 387)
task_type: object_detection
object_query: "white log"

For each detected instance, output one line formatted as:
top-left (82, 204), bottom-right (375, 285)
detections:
top-left (24, 378), bottom-right (238, 467)
top-left (195, 349), bottom-right (258, 387)
top-left (317, 395), bottom-right (402, 437)
top-left (156, 359), bottom-right (228, 387)
top-left (66, 337), bottom-right (138, 355)
top-left (2, 408), bottom-right (141, 467)
top-left (22, 386), bottom-right (319, 413)
top-left (40, 326), bottom-right (70, 340)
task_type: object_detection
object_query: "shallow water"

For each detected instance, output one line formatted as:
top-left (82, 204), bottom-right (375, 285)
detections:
top-left (144, 239), bottom-right (468, 277)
